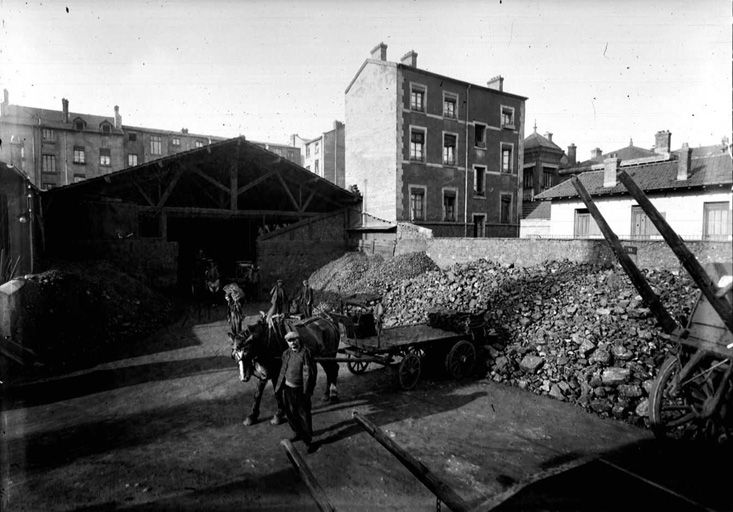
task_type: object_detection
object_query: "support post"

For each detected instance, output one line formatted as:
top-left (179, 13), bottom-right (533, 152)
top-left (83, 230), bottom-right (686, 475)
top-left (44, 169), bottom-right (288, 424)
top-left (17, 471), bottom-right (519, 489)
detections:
top-left (617, 170), bottom-right (733, 335)
top-left (352, 411), bottom-right (469, 512)
top-left (230, 163), bottom-right (238, 211)
top-left (280, 440), bottom-right (335, 512)
top-left (570, 176), bottom-right (677, 333)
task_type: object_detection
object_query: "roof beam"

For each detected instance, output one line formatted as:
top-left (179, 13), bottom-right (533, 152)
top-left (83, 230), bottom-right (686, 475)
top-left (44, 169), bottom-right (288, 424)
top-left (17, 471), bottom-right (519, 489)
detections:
top-left (237, 170), bottom-right (276, 196)
top-left (230, 162), bottom-right (238, 211)
top-left (301, 189), bottom-right (316, 212)
top-left (157, 166), bottom-right (185, 208)
top-left (139, 206), bottom-right (318, 219)
top-left (191, 168), bottom-right (229, 194)
top-left (131, 179), bottom-right (155, 207)
top-left (276, 171), bottom-right (301, 211)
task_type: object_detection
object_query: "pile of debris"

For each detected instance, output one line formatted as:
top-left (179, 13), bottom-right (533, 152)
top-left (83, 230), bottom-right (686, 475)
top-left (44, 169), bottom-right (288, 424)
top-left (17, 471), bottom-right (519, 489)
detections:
top-left (380, 259), bottom-right (696, 427)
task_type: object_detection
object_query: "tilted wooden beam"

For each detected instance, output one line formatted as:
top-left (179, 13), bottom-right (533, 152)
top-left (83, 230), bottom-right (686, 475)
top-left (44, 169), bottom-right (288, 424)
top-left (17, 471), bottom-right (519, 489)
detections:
top-left (157, 166), bottom-right (185, 208)
top-left (237, 170), bottom-right (276, 196)
top-left (280, 440), bottom-right (335, 512)
top-left (570, 176), bottom-right (677, 333)
top-left (301, 189), bottom-right (316, 212)
top-left (276, 171), bottom-right (301, 211)
top-left (131, 179), bottom-right (155, 207)
top-left (191, 168), bottom-right (230, 194)
top-left (617, 170), bottom-right (733, 334)
top-left (230, 163), bottom-right (238, 211)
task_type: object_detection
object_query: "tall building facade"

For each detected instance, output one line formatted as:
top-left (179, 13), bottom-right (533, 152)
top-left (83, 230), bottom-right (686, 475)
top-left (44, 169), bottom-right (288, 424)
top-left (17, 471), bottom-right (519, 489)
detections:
top-left (522, 127), bottom-right (571, 203)
top-left (301, 120), bottom-right (345, 187)
top-left (0, 90), bottom-right (301, 189)
top-left (345, 44), bottom-right (526, 237)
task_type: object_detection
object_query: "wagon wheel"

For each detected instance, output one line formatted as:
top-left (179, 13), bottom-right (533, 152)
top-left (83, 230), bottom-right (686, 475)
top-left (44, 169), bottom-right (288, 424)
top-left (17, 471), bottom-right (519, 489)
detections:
top-left (445, 340), bottom-right (476, 380)
top-left (347, 354), bottom-right (370, 375)
top-left (396, 352), bottom-right (422, 390)
top-left (649, 354), bottom-right (732, 441)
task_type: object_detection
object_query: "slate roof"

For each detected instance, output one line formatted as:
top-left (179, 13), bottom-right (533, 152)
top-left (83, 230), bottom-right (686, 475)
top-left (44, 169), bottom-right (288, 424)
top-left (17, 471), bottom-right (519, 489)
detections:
top-left (524, 131), bottom-right (563, 152)
top-left (4, 104), bottom-right (123, 134)
top-left (521, 200), bottom-right (551, 219)
top-left (536, 153), bottom-right (732, 200)
top-left (567, 144), bottom-right (658, 173)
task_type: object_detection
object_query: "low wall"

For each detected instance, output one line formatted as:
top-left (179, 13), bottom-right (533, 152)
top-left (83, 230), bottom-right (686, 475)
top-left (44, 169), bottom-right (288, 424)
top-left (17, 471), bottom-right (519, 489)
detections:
top-left (396, 237), bottom-right (732, 271)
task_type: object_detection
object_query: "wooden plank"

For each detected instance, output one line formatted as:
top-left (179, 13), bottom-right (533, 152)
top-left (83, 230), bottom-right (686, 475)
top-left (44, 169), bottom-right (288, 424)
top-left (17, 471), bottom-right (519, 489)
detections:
top-left (276, 171), bottom-right (301, 211)
top-left (131, 179), bottom-right (155, 206)
top-left (229, 163), bottom-right (238, 211)
top-left (237, 170), bottom-right (276, 195)
top-left (156, 166), bottom-right (185, 208)
top-left (191, 168), bottom-right (230, 194)
top-left (570, 176), bottom-right (677, 333)
top-left (301, 189), bottom-right (316, 212)
top-left (617, 170), bottom-right (733, 335)
top-left (280, 440), bottom-right (336, 512)
top-left (352, 411), bottom-right (470, 512)
top-left (139, 206), bottom-right (318, 218)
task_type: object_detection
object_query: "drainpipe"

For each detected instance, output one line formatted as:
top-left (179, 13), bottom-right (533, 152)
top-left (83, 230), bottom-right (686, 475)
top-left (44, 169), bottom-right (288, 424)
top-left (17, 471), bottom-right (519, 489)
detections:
top-left (463, 84), bottom-right (471, 237)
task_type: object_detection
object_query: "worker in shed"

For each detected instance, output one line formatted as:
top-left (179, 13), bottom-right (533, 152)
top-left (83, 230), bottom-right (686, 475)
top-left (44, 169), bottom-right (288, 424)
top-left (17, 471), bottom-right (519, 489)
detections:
top-left (269, 279), bottom-right (288, 316)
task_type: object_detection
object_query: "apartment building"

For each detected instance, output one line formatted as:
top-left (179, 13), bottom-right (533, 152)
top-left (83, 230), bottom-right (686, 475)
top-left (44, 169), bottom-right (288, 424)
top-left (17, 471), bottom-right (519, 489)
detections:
top-left (300, 121), bottom-right (345, 187)
top-left (345, 43), bottom-right (526, 237)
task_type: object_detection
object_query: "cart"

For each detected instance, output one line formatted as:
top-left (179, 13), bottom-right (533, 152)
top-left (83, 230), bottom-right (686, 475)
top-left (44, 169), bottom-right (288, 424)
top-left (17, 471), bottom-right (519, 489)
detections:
top-left (570, 172), bottom-right (733, 440)
top-left (327, 301), bottom-right (489, 390)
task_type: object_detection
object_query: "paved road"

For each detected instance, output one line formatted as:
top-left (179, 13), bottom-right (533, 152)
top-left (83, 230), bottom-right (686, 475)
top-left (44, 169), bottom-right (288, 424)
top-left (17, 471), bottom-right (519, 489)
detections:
top-left (1, 307), bottom-right (729, 511)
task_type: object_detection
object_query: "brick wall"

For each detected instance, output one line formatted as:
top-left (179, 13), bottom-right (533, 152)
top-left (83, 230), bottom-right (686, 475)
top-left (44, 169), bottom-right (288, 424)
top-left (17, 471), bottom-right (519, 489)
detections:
top-left (257, 211), bottom-right (352, 294)
top-left (396, 237), bottom-right (732, 271)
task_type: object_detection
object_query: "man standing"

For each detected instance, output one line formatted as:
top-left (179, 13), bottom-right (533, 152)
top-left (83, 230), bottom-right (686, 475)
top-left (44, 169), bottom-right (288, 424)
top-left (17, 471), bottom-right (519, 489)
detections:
top-left (299, 279), bottom-right (314, 317)
top-left (275, 331), bottom-right (318, 452)
top-left (269, 279), bottom-right (288, 316)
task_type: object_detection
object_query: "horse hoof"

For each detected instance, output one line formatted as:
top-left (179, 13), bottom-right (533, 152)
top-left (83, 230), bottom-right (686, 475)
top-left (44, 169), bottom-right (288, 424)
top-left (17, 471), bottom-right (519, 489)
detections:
top-left (270, 414), bottom-right (285, 425)
top-left (243, 415), bottom-right (258, 426)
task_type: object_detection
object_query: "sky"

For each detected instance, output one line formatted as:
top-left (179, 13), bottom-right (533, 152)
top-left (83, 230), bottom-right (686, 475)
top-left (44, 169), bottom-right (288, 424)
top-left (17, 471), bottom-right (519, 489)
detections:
top-left (1, 0), bottom-right (730, 158)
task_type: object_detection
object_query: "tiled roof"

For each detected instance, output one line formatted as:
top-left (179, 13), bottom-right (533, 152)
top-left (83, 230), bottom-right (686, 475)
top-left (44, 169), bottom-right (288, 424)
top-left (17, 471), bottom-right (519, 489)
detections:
top-left (524, 132), bottom-right (563, 152)
top-left (536, 153), bottom-right (732, 200)
top-left (566, 144), bottom-right (657, 173)
top-left (4, 104), bottom-right (123, 134)
top-left (522, 200), bottom-right (551, 219)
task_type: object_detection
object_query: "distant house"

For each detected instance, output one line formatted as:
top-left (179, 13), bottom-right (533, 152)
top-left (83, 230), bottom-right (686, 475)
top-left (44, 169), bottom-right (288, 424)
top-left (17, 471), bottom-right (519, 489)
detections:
top-left (535, 144), bottom-right (732, 241)
top-left (297, 121), bottom-right (346, 187)
top-left (0, 161), bottom-right (40, 276)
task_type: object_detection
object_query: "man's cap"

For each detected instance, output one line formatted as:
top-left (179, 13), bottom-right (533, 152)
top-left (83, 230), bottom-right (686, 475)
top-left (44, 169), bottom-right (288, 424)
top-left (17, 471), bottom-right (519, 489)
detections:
top-left (285, 331), bottom-right (300, 341)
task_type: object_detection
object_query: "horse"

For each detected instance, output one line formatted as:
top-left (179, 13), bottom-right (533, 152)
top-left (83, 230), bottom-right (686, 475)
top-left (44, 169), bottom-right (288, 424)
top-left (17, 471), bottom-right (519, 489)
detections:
top-left (229, 312), bottom-right (341, 427)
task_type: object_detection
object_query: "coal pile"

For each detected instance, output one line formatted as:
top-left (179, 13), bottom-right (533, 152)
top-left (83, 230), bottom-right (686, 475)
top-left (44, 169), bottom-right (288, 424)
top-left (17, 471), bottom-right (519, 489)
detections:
top-left (380, 259), bottom-right (696, 427)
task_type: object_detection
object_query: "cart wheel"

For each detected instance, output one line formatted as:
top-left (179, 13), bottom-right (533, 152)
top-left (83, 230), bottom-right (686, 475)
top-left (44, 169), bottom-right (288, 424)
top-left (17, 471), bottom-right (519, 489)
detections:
top-left (445, 340), bottom-right (476, 380)
top-left (649, 354), bottom-right (731, 441)
top-left (347, 354), bottom-right (369, 375)
top-left (396, 353), bottom-right (422, 390)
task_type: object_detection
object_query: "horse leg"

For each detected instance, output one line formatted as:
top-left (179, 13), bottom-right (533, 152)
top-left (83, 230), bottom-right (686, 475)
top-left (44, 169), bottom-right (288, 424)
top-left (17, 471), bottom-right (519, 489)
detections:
top-left (269, 378), bottom-right (286, 425)
top-left (320, 361), bottom-right (339, 403)
top-left (243, 378), bottom-right (267, 426)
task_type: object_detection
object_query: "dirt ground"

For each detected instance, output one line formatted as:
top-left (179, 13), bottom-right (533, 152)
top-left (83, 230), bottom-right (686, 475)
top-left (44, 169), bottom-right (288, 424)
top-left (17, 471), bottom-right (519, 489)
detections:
top-left (1, 303), bottom-right (729, 511)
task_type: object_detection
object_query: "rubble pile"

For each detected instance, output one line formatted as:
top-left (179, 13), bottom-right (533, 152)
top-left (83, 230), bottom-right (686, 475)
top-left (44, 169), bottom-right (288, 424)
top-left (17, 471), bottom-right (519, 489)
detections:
top-left (380, 259), bottom-right (697, 426)
top-left (360, 252), bottom-right (439, 294)
top-left (308, 252), bottom-right (381, 296)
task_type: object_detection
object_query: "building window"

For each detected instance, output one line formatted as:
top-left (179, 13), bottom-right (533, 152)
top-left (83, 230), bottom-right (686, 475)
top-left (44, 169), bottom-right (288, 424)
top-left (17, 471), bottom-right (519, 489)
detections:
top-left (172, 137), bottom-right (180, 146)
top-left (410, 127), bottom-right (426, 161)
top-left (409, 187), bottom-right (425, 221)
top-left (473, 214), bottom-right (486, 237)
top-left (42, 128), bottom-right (55, 141)
top-left (474, 123), bottom-right (487, 148)
top-left (542, 168), bottom-right (554, 189)
top-left (150, 136), bottom-right (162, 155)
top-left (102, 123), bottom-right (111, 134)
top-left (703, 202), bottom-right (730, 240)
top-left (306, 145), bottom-right (311, 157)
top-left (315, 159), bottom-right (320, 174)
top-left (630, 205), bottom-right (665, 240)
top-left (74, 119), bottom-right (85, 131)
top-left (128, 133), bottom-right (137, 141)
top-left (523, 169), bottom-right (534, 190)
top-left (474, 165), bottom-right (486, 195)
top-left (443, 189), bottom-right (457, 221)
top-left (128, 153), bottom-right (138, 167)
top-left (501, 106), bottom-right (515, 128)
top-left (42, 183), bottom-right (55, 190)
top-left (314, 141), bottom-right (320, 154)
top-left (501, 143), bottom-right (513, 173)
top-left (574, 208), bottom-right (602, 238)
top-left (195, 140), bottom-right (204, 148)
top-left (410, 84), bottom-right (425, 112)
top-left (73, 146), bottom-right (86, 164)
top-left (42, 154), bottom-right (56, 173)
top-left (443, 93), bottom-right (457, 118)
top-left (500, 194), bottom-right (512, 224)
top-left (443, 133), bottom-right (457, 165)
top-left (99, 148), bottom-right (111, 166)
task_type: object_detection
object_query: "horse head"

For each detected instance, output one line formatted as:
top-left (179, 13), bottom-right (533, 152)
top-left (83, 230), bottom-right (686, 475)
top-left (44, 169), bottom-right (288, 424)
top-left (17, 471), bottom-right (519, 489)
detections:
top-left (229, 319), bottom-right (269, 383)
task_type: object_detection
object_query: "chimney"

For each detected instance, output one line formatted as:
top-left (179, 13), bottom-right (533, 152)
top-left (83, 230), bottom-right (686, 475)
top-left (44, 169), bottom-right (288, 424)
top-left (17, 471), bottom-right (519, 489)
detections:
top-left (654, 130), bottom-right (671, 154)
top-left (62, 98), bottom-right (69, 123)
top-left (591, 147), bottom-right (603, 160)
top-left (181, 128), bottom-right (188, 134)
top-left (1, 89), bottom-right (7, 116)
top-left (567, 143), bottom-right (577, 166)
top-left (400, 50), bottom-right (417, 67)
top-left (603, 157), bottom-right (620, 188)
top-left (487, 75), bottom-right (504, 91)
top-left (370, 42), bottom-right (387, 61)
top-left (677, 143), bottom-right (692, 180)
top-left (544, 132), bottom-right (553, 143)
top-left (114, 105), bottom-right (121, 128)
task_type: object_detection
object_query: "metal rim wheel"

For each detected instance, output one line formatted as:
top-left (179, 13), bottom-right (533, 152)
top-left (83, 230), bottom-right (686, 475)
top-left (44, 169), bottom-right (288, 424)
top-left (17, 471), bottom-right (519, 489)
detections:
top-left (397, 352), bottom-right (422, 390)
top-left (649, 354), bottom-right (731, 441)
top-left (347, 354), bottom-right (369, 375)
top-left (445, 340), bottom-right (477, 380)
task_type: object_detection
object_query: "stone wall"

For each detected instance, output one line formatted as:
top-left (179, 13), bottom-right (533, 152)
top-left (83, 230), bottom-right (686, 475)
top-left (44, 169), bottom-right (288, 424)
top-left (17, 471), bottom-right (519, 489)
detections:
top-left (257, 210), bottom-right (351, 293)
top-left (396, 236), bottom-right (732, 271)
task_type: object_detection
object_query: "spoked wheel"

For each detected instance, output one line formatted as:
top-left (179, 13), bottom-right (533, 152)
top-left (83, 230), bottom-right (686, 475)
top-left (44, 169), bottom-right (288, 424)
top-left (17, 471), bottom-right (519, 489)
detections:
top-left (649, 354), bottom-right (732, 442)
top-left (347, 354), bottom-right (370, 375)
top-left (396, 352), bottom-right (422, 390)
top-left (445, 340), bottom-right (477, 380)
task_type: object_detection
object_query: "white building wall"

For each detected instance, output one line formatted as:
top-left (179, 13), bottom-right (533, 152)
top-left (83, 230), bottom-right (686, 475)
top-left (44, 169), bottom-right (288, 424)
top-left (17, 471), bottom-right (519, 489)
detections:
top-left (549, 189), bottom-right (732, 239)
top-left (345, 60), bottom-right (398, 222)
